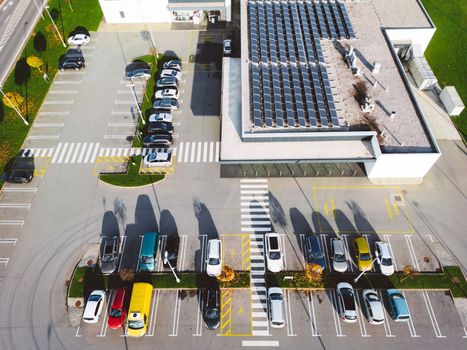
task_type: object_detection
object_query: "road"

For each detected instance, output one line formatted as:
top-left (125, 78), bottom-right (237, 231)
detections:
top-left (0, 0), bottom-right (47, 85)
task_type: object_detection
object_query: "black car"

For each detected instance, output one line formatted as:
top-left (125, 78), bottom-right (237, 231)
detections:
top-left (163, 235), bottom-right (180, 269)
top-left (125, 62), bottom-right (151, 80)
top-left (142, 133), bottom-right (173, 147)
top-left (203, 287), bottom-right (220, 330)
top-left (148, 121), bottom-right (174, 134)
top-left (5, 157), bottom-right (34, 183)
top-left (59, 48), bottom-right (85, 71)
top-left (156, 77), bottom-right (178, 88)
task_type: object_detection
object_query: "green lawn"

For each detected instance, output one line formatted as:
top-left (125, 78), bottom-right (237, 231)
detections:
top-left (0, 0), bottom-right (103, 187)
top-left (421, 0), bottom-right (467, 138)
top-left (99, 155), bottom-right (164, 187)
top-left (68, 266), bottom-right (86, 298)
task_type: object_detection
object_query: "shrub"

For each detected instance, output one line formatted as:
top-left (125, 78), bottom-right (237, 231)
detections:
top-left (217, 265), bottom-right (235, 282)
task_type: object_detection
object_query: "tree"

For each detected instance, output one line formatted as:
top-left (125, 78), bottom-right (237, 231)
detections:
top-left (14, 58), bottom-right (31, 86)
top-left (33, 32), bottom-right (47, 54)
top-left (119, 268), bottom-right (135, 282)
top-left (2, 92), bottom-right (24, 110)
top-left (304, 263), bottom-right (323, 284)
top-left (50, 8), bottom-right (60, 21)
top-left (26, 55), bottom-right (44, 73)
top-left (217, 265), bottom-right (235, 282)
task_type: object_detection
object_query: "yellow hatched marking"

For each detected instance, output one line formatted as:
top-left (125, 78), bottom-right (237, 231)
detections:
top-left (242, 234), bottom-right (251, 271)
top-left (220, 289), bottom-right (232, 336)
top-left (384, 197), bottom-right (393, 221)
top-left (393, 203), bottom-right (400, 216)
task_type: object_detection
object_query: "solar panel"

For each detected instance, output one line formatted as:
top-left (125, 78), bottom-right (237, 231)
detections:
top-left (338, 1), bottom-right (356, 38)
top-left (314, 2), bottom-right (329, 39)
top-left (330, 0), bottom-right (346, 39)
top-left (322, 2), bottom-right (337, 40)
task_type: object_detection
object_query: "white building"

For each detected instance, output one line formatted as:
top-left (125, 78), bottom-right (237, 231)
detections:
top-left (98, 0), bottom-right (231, 24)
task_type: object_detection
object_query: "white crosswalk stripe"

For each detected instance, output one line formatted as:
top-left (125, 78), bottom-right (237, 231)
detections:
top-left (171, 141), bottom-right (220, 163)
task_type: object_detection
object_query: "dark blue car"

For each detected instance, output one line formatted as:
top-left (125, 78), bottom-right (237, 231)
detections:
top-left (305, 235), bottom-right (326, 270)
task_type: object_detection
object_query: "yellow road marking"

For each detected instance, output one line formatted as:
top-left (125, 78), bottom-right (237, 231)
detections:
top-left (238, 306), bottom-right (245, 316)
top-left (220, 289), bottom-right (232, 335)
top-left (393, 202), bottom-right (400, 215)
top-left (330, 197), bottom-right (336, 217)
top-left (384, 197), bottom-right (393, 221)
top-left (230, 249), bottom-right (236, 258)
top-left (242, 235), bottom-right (251, 271)
top-left (323, 202), bottom-right (329, 215)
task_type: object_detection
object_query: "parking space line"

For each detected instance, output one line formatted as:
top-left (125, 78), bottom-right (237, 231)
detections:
top-left (320, 234), bottom-right (330, 270)
top-left (200, 234), bottom-right (208, 272)
top-left (330, 290), bottom-right (345, 337)
top-left (422, 290), bottom-right (445, 338)
top-left (0, 220), bottom-right (24, 226)
top-left (405, 235), bottom-right (421, 271)
top-left (341, 234), bottom-right (355, 272)
top-left (117, 236), bottom-right (127, 272)
top-left (75, 325), bottom-right (81, 337)
top-left (193, 289), bottom-right (205, 336)
top-left (377, 290), bottom-right (395, 337)
top-left (146, 289), bottom-right (159, 336)
top-left (284, 290), bottom-right (296, 336)
top-left (28, 134), bottom-right (60, 140)
top-left (401, 291), bottom-right (420, 337)
top-left (0, 238), bottom-right (17, 245)
top-left (299, 234), bottom-right (307, 265)
top-left (156, 235), bottom-right (167, 272)
top-left (354, 293), bottom-right (370, 337)
top-left (203, 142), bottom-right (208, 162)
top-left (0, 258), bottom-right (9, 265)
top-left (151, 289), bottom-right (161, 336)
top-left (383, 235), bottom-right (398, 271)
top-left (307, 292), bottom-right (320, 336)
top-left (209, 142), bottom-right (214, 162)
top-left (280, 234), bottom-right (288, 269)
top-left (169, 290), bottom-right (182, 336)
top-left (97, 291), bottom-right (112, 337)
top-left (178, 235), bottom-right (188, 271)
top-left (1, 187), bottom-right (37, 193)
top-left (0, 203), bottom-right (31, 209)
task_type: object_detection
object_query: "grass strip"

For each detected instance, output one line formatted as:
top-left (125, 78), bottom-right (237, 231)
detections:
top-left (68, 266), bottom-right (87, 298)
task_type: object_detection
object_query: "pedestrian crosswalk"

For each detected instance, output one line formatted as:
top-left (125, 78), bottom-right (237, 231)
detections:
top-left (19, 141), bottom-right (220, 164)
top-left (240, 179), bottom-right (271, 337)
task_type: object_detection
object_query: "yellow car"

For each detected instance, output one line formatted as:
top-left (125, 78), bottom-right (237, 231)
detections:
top-left (353, 238), bottom-right (373, 271)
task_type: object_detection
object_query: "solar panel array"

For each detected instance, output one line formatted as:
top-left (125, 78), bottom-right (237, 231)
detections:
top-left (248, 0), bottom-right (355, 129)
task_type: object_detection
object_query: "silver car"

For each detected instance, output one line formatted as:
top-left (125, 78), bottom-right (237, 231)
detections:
top-left (331, 238), bottom-right (347, 272)
top-left (268, 287), bottom-right (285, 328)
top-left (160, 69), bottom-right (182, 81)
top-left (336, 282), bottom-right (357, 323)
top-left (362, 289), bottom-right (385, 325)
top-left (99, 236), bottom-right (120, 274)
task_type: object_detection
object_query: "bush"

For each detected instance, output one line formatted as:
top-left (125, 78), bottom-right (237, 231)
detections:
top-left (217, 266), bottom-right (235, 282)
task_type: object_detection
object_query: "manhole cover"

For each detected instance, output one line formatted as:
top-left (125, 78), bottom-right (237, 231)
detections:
top-left (392, 194), bottom-right (405, 206)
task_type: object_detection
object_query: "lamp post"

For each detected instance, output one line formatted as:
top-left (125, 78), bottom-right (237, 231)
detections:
top-left (164, 251), bottom-right (180, 283)
top-left (127, 81), bottom-right (145, 125)
top-left (0, 86), bottom-right (29, 125)
top-left (33, 0), bottom-right (45, 19)
top-left (44, 6), bottom-right (66, 47)
top-left (353, 257), bottom-right (378, 283)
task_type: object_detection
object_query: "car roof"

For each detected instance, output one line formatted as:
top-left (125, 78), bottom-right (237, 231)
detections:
top-left (306, 235), bottom-right (321, 251)
top-left (112, 288), bottom-right (126, 308)
top-left (148, 151), bottom-right (170, 161)
top-left (126, 62), bottom-right (150, 71)
top-left (354, 237), bottom-right (370, 252)
top-left (332, 238), bottom-right (345, 253)
top-left (376, 241), bottom-right (390, 256)
top-left (208, 239), bottom-right (221, 257)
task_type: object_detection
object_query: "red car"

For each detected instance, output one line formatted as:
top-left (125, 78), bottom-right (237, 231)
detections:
top-left (108, 288), bottom-right (126, 329)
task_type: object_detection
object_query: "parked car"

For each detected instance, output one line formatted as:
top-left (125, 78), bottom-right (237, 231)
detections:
top-left (125, 62), bottom-right (151, 80)
top-left (156, 77), bottom-right (178, 88)
top-left (264, 232), bottom-right (284, 273)
top-left (138, 232), bottom-right (158, 272)
top-left (362, 289), bottom-right (385, 325)
top-left (83, 290), bottom-right (106, 324)
top-left (160, 69), bottom-right (182, 81)
top-left (386, 289), bottom-right (411, 321)
top-left (108, 288), bottom-right (126, 329)
top-left (305, 235), bottom-right (325, 270)
top-left (149, 113), bottom-right (173, 123)
top-left (148, 121), bottom-right (174, 134)
top-left (336, 282), bottom-right (357, 323)
top-left (206, 238), bottom-right (222, 277)
top-left (331, 238), bottom-right (347, 273)
top-left (163, 60), bottom-right (182, 71)
top-left (153, 98), bottom-right (179, 111)
top-left (162, 235), bottom-right (180, 269)
top-left (223, 39), bottom-right (232, 55)
top-left (4, 157), bottom-right (34, 183)
top-left (155, 88), bottom-right (179, 100)
top-left (203, 287), bottom-right (220, 330)
top-left (374, 241), bottom-right (395, 276)
top-left (142, 133), bottom-right (173, 147)
top-left (268, 287), bottom-right (285, 328)
top-left (68, 33), bottom-right (90, 46)
top-left (143, 149), bottom-right (173, 167)
top-left (353, 237), bottom-right (373, 272)
top-left (59, 49), bottom-right (85, 71)
top-left (99, 235), bottom-right (120, 274)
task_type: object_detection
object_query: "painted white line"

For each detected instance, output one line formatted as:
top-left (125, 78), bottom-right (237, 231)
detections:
top-left (463, 326), bottom-right (467, 338)
top-left (56, 143), bottom-right (69, 163)
top-left (240, 179), bottom-right (268, 183)
top-left (241, 190), bottom-right (269, 195)
top-left (111, 111), bottom-right (133, 116)
top-left (54, 80), bottom-right (82, 85)
top-left (183, 142), bottom-right (190, 163)
top-left (251, 294), bottom-right (267, 301)
top-left (241, 221), bottom-right (271, 226)
top-left (193, 289), bottom-right (204, 336)
top-left (0, 203), bottom-right (31, 209)
top-left (0, 238), bottom-right (17, 245)
top-left (378, 290), bottom-right (395, 337)
top-left (1, 187), bottom-right (37, 193)
top-left (114, 100), bottom-right (135, 105)
top-left (110, 148), bottom-right (117, 157)
top-left (51, 143), bottom-right (63, 163)
top-left (252, 320), bottom-right (268, 327)
top-left (242, 341), bottom-right (279, 347)
top-left (196, 141), bottom-right (202, 162)
top-left (75, 325), bottom-right (81, 337)
top-left (401, 291), bottom-right (420, 337)
top-left (281, 234), bottom-right (288, 270)
top-left (59, 71), bottom-right (85, 75)
top-left (285, 290), bottom-right (296, 336)
top-left (0, 220), bottom-right (24, 226)
top-left (64, 143), bottom-right (75, 164)
top-left (146, 289), bottom-right (158, 336)
top-left (39, 111), bottom-right (69, 116)
top-left (117, 236), bottom-right (127, 273)
top-left (215, 141), bottom-right (220, 162)
top-left (149, 289), bottom-right (160, 336)
top-left (48, 90), bottom-right (78, 94)
top-left (422, 290), bottom-right (445, 338)
top-left (241, 201), bottom-right (270, 207)
top-left (190, 142), bottom-right (196, 162)
top-left (320, 234), bottom-right (330, 270)
top-left (33, 123), bottom-right (65, 128)
top-left (405, 235), bottom-right (421, 271)
top-left (242, 227), bottom-right (271, 232)
top-left (203, 142), bottom-right (208, 162)
top-left (77, 143), bottom-right (88, 163)
top-left (354, 293), bottom-right (370, 337)
top-left (241, 214), bottom-right (271, 219)
top-left (241, 184), bottom-right (269, 189)
top-left (0, 258), bottom-right (9, 265)
top-left (178, 235), bottom-right (188, 271)
top-left (156, 236), bottom-right (166, 272)
top-left (28, 135), bottom-right (60, 140)
top-left (44, 100), bottom-right (73, 105)
top-left (209, 141), bottom-right (214, 162)
top-left (70, 143), bottom-right (82, 163)
top-left (91, 143), bottom-right (102, 163)
top-left (307, 292), bottom-right (320, 336)
top-left (330, 290), bottom-right (345, 337)
top-left (341, 234), bottom-right (354, 272)
top-left (169, 290), bottom-right (182, 336)
top-left (242, 208), bottom-right (270, 213)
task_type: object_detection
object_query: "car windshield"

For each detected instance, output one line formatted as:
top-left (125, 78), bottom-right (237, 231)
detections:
top-left (311, 251), bottom-right (324, 259)
top-left (269, 251), bottom-right (281, 260)
top-left (205, 308), bottom-right (219, 319)
top-left (341, 289), bottom-right (356, 310)
top-left (142, 256), bottom-right (154, 264)
top-left (381, 258), bottom-right (392, 266)
top-left (269, 293), bottom-right (282, 301)
top-left (88, 295), bottom-right (101, 302)
top-left (209, 257), bottom-right (220, 265)
top-left (360, 252), bottom-right (371, 260)
top-left (128, 319), bottom-right (144, 330)
top-left (102, 254), bottom-right (114, 263)
top-left (366, 293), bottom-right (379, 302)
top-left (109, 308), bottom-right (122, 318)
top-left (334, 253), bottom-right (346, 262)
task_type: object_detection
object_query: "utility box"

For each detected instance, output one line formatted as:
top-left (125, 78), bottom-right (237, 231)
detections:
top-left (408, 57), bottom-right (437, 90)
top-left (440, 86), bottom-right (465, 116)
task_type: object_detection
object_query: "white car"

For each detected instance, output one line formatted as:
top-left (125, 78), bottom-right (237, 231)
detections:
top-left (82, 290), bottom-right (105, 324)
top-left (155, 88), bottom-right (179, 100)
top-left (264, 232), bottom-right (284, 273)
top-left (374, 241), bottom-right (395, 276)
top-left (143, 149), bottom-right (172, 167)
top-left (160, 69), bottom-right (182, 81)
top-left (68, 33), bottom-right (90, 46)
top-left (223, 39), bottom-right (232, 55)
top-left (206, 238), bottom-right (222, 277)
top-left (336, 282), bottom-right (357, 323)
top-left (268, 287), bottom-right (285, 328)
top-left (331, 238), bottom-right (348, 273)
top-left (362, 289), bottom-right (385, 325)
top-left (148, 113), bottom-right (173, 123)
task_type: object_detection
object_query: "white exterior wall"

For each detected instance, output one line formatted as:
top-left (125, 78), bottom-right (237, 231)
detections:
top-left (99, 0), bottom-right (173, 23)
top-left (365, 152), bottom-right (440, 184)
top-left (386, 28), bottom-right (435, 54)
